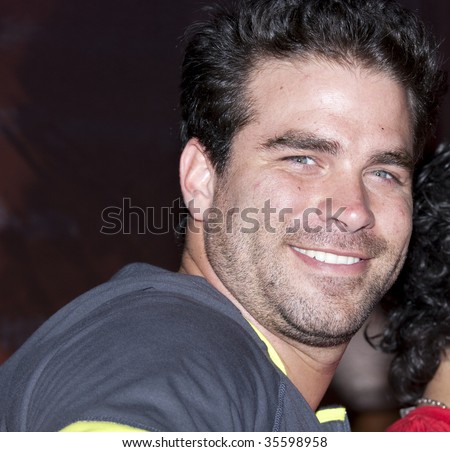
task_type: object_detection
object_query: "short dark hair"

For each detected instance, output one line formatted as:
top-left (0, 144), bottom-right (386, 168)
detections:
top-left (180, 0), bottom-right (447, 174)
top-left (379, 142), bottom-right (450, 406)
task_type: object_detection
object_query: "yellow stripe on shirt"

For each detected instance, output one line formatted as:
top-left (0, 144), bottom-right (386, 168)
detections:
top-left (316, 407), bottom-right (347, 424)
top-left (248, 322), bottom-right (287, 375)
top-left (61, 421), bottom-right (146, 432)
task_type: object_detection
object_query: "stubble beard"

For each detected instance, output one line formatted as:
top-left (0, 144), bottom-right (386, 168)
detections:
top-left (204, 208), bottom-right (407, 348)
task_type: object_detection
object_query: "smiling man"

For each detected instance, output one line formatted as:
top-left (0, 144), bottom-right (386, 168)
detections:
top-left (0, 0), bottom-right (447, 432)
top-left (180, 56), bottom-right (415, 412)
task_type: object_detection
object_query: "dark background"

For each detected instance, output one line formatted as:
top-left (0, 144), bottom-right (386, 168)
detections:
top-left (0, 0), bottom-right (448, 426)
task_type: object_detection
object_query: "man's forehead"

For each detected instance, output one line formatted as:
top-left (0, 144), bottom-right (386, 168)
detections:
top-left (243, 54), bottom-right (416, 158)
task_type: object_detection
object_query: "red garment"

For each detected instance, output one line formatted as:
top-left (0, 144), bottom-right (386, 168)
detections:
top-left (387, 406), bottom-right (450, 432)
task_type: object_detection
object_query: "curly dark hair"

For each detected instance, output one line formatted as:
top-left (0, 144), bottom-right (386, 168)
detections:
top-left (379, 143), bottom-right (450, 406)
top-left (181, 0), bottom-right (447, 175)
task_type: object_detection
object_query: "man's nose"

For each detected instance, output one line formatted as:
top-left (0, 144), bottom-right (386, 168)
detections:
top-left (317, 178), bottom-right (375, 233)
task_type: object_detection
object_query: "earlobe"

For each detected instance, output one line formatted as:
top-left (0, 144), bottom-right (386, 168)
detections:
top-left (179, 138), bottom-right (215, 221)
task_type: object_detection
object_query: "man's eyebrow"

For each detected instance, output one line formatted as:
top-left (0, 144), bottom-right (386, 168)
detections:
top-left (260, 131), bottom-right (340, 155)
top-left (368, 150), bottom-right (414, 172)
top-left (260, 131), bottom-right (415, 171)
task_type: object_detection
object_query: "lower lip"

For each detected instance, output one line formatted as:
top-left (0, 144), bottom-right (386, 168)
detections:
top-left (290, 246), bottom-right (368, 275)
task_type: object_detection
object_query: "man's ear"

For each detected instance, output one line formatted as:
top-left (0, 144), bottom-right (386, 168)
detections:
top-left (179, 138), bottom-right (215, 221)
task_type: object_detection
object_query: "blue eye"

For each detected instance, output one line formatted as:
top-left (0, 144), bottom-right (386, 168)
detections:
top-left (292, 156), bottom-right (315, 165)
top-left (372, 169), bottom-right (403, 185)
top-left (373, 169), bottom-right (394, 179)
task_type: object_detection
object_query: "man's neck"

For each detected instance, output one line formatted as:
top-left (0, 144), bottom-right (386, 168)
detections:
top-left (244, 315), bottom-right (347, 410)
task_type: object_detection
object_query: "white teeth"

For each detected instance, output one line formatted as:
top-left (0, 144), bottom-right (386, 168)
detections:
top-left (293, 247), bottom-right (361, 265)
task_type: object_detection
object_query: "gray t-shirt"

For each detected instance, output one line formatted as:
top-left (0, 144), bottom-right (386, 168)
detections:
top-left (0, 263), bottom-right (349, 431)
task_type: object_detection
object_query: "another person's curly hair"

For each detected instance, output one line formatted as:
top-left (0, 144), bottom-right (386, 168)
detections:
top-left (380, 143), bottom-right (450, 406)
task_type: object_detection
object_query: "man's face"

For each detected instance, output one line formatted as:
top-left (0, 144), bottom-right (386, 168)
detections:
top-left (204, 58), bottom-right (414, 347)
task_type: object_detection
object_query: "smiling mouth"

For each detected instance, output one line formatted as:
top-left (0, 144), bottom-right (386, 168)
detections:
top-left (292, 246), bottom-right (362, 265)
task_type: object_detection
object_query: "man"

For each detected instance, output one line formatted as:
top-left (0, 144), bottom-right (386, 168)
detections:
top-left (0, 0), bottom-right (446, 431)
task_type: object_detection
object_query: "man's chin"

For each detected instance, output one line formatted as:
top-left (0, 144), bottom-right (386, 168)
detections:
top-left (278, 322), bottom-right (359, 348)
top-left (273, 295), bottom-right (377, 347)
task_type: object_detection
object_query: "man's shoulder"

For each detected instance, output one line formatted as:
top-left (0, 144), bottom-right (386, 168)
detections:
top-left (2, 262), bottom-right (266, 381)
top-left (0, 263), bottom-right (283, 431)
top-left (11, 263), bottom-right (243, 347)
